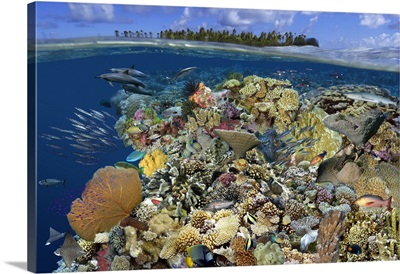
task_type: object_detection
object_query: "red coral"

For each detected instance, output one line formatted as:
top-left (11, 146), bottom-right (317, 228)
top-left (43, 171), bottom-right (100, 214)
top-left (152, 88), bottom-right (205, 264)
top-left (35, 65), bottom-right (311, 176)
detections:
top-left (96, 246), bottom-right (110, 271)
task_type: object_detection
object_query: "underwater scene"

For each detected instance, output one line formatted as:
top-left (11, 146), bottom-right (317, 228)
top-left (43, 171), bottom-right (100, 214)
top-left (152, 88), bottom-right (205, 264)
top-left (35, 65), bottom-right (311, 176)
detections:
top-left (28, 2), bottom-right (400, 274)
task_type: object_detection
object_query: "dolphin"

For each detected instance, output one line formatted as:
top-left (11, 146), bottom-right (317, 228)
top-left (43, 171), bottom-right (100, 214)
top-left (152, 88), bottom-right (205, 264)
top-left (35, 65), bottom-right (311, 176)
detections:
top-left (122, 84), bottom-right (154, 96)
top-left (96, 70), bottom-right (146, 88)
top-left (38, 178), bottom-right (66, 187)
top-left (45, 227), bottom-right (65, 246)
top-left (167, 67), bottom-right (197, 83)
top-left (110, 64), bottom-right (147, 78)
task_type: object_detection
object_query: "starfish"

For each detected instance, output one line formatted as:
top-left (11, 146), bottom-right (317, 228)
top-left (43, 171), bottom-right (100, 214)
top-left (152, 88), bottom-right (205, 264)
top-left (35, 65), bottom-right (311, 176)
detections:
top-left (54, 231), bottom-right (85, 268)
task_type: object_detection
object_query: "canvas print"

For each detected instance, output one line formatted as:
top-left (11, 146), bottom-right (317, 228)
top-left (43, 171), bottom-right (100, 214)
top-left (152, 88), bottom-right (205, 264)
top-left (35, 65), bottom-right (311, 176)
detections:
top-left (27, 1), bottom-right (400, 273)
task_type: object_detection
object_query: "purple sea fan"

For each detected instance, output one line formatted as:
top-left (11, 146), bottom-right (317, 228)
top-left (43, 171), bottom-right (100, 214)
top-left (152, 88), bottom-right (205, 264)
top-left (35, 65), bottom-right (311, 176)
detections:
top-left (220, 102), bottom-right (241, 119)
top-left (218, 172), bottom-right (236, 187)
top-left (316, 187), bottom-right (333, 206)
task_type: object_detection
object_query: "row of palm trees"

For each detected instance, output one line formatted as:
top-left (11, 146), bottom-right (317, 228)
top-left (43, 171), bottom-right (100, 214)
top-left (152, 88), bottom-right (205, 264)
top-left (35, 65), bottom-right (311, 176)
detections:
top-left (114, 27), bottom-right (319, 47)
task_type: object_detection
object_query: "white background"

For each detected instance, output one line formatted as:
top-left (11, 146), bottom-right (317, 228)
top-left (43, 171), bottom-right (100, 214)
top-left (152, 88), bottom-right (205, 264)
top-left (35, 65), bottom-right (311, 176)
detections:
top-left (0, 0), bottom-right (398, 273)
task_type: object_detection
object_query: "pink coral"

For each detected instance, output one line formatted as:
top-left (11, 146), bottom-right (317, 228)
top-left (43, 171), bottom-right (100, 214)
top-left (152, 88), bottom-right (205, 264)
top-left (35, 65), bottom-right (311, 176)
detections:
top-left (218, 172), bottom-right (236, 186)
top-left (134, 108), bottom-right (144, 120)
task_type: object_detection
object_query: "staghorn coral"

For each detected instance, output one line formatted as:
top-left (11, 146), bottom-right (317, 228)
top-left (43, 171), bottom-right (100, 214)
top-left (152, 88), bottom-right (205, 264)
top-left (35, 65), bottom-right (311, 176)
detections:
top-left (254, 242), bottom-right (285, 265)
top-left (316, 210), bottom-right (346, 263)
top-left (139, 149), bottom-right (168, 177)
top-left (67, 166), bottom-right (142, 241)
top-left (214, 129), bottom-right (261, 159)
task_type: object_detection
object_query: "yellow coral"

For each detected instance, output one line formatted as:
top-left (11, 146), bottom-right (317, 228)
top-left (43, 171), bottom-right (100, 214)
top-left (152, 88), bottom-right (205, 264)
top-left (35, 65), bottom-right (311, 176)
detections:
top-left (174, 225), bottom-right (201, 253)
top-left (276, 88), bottom-right (299, 111)
top-left (139, 149), bottom-right (168, 176)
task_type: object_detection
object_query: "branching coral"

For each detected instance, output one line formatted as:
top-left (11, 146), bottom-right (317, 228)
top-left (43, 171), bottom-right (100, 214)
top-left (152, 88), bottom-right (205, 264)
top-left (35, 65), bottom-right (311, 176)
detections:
top-left (316, 210), bottom-right (346, 263)
top-left (67, 166), bottom-right (142, 241)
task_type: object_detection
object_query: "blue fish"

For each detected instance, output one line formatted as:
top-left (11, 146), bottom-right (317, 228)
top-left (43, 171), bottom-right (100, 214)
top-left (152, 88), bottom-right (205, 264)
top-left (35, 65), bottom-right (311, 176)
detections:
top-left (126, 150), bottom-right (146, 162)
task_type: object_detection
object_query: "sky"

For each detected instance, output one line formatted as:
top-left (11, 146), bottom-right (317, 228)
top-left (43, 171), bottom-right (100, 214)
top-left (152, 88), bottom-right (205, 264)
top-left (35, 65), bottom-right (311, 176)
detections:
top-left (32, 1), bottom-right (400, 49)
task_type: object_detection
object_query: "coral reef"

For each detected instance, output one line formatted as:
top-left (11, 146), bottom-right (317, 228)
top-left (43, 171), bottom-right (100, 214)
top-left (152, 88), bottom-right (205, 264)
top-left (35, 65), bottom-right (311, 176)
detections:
top-left (316, 210), bottom-right (346, 263)
top-left (139, 149), bottom-right (168, 176)
top-left (67, 166), bottom-right (142, 241)
top-left (254, 242), bottom-right (285, 265)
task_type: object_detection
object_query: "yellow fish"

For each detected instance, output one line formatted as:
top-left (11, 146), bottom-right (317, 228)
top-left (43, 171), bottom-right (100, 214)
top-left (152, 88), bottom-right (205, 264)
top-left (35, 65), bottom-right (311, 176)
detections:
top-left (126, 126), bottom-right (142, 134)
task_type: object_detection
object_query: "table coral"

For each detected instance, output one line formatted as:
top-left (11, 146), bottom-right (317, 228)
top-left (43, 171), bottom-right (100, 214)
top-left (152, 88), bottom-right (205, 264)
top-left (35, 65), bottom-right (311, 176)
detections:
top-left (139, 149), bottom-right (168, 176)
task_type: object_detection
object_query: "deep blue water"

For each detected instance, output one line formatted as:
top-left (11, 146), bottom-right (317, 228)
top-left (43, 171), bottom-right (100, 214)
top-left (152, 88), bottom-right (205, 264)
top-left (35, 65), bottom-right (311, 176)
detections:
top-left (33, 45), bottom-right (399, 273)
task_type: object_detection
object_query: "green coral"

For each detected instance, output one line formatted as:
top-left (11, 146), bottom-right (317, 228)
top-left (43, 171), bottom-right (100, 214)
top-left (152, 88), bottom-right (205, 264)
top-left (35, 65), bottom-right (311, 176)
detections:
top-left (253, 242), bottom-right (285, 265)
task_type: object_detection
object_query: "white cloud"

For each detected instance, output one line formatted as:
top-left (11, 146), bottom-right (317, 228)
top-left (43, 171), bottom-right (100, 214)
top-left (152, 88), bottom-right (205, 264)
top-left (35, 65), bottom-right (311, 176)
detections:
top-left (302, 15), bottom-right (318, 33)
top-left (170, 7), bottom-right (191, 30)
top-left (68, 3), bottom-right (114, 23)
top-left (217, 9), bottom-right (296, 30)
top-left (359, 14), bottom-right (389, 29)
top-left (361, 32), bottom-right (400, 47)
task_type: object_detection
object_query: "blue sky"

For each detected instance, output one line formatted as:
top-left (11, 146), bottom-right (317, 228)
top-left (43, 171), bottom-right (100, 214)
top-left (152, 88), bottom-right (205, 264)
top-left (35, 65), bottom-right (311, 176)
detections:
top-left (33, 1), bottom-right (399, 49)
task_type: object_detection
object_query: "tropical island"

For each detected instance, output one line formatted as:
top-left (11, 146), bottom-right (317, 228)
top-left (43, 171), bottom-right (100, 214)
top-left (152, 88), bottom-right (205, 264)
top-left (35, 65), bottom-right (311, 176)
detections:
top-left (114, 27), bottom-right (319, 47)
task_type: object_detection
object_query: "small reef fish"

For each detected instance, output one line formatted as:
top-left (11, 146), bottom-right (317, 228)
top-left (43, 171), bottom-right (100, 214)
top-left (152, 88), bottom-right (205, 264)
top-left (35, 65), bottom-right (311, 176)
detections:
top-left (312, 181), bottom-right (335, 191)
top-left (245, 236), bottom-right (256, 251)
top-left (343, 92), bottom-right (398, 106)
top-left (96, 70), bottom-right (146, 88)
top-left (186, 244), bottom-right (215, 267)
top-left (167, 67), bottom-right (197, 83)
top-left (114, 161), bottom-right (144, 174)
top-left (203, 200), bottom-right (235, 212)
top-left (99, 99), bottom-right (111, 108)
top-left (110, 65), bottom-right (147, 78)
top-left (310, 151), bottom-right (327, 165)
top-left (269, 233), bottom-right (283, 244)
top-left (126, 150), bottom-right (146, 162)
top-left (347, 244), bottom-right (362, 255)
top-left (126, 126), bottom-right (143, 134)
top-left (38, 178), bottom-right (66, 187)
top-left (162, 106), bottom-right (182, 118)
top-left (122, 84), bottom-right (154, 96)
top-left (354, 194), bottom-right (392, 211)
top-left (45, 227), bottom-right (65, 246)
top-left (244, 212), bottom-right (257, 225)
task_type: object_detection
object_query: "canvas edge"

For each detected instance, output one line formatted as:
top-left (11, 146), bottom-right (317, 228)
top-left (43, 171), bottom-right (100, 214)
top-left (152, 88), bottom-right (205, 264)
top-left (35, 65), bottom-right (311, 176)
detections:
top-left (27, 2), bottom-right (38, 273)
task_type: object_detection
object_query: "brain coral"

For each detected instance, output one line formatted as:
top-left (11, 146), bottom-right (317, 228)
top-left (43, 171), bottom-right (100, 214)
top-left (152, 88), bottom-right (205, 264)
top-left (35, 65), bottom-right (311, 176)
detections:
top-left (67, 166), bottom-right (142, 241)
top-left (254, 242), bottom-right (285, 265)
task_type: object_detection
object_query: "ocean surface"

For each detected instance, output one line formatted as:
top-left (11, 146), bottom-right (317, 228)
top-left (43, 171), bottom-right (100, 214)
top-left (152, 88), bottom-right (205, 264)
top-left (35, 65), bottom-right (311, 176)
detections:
top-left (30, 37), bottom-right (399, 273)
